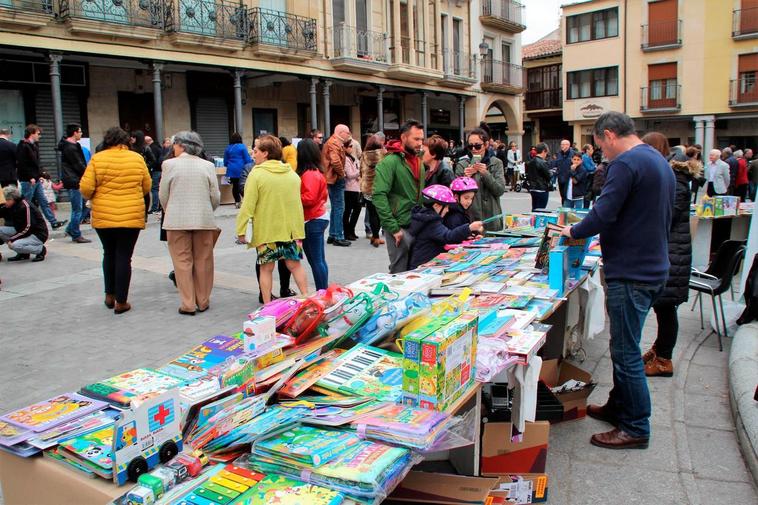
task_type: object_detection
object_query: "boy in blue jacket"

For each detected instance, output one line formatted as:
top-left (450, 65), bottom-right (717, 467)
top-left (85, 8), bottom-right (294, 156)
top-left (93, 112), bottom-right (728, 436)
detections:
top-left (408, 184), bottom-right (483, 269)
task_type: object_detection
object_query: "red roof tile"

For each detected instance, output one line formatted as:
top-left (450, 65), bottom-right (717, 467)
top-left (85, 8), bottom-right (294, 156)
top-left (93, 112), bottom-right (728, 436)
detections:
top-left (523, 39), bottom-right (562, 60)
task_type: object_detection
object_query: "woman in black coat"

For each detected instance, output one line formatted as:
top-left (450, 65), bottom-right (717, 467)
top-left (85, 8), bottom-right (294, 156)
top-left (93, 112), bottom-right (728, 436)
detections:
top-left (641, 140), bottom-right (701, 377)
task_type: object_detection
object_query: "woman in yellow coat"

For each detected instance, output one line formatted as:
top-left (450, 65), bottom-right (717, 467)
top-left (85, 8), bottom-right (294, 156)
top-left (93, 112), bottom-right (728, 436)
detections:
top-left (80, 127), bottom-right (151, 314)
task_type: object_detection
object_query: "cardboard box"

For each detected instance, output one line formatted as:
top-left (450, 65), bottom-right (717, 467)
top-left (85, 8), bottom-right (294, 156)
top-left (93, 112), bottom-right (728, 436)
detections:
top-left (539, 359), bottom-right (596, 421)
top-left (388, 471), bottom-right (499, 504)
top-left (548, 246), bottom-right (568, 296)
top-left (418, 311), bottom-right (478, 411)
top-left (481, 421), bottom-right (550, 476)
top-left (489, 474), bottom-right (549, 504)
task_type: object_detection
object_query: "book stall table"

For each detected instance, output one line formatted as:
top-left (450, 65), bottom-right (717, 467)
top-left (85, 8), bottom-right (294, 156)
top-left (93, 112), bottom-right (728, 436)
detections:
top-left (690, 196), bottom-right (752, 269)
top-left (0, 210), bottom-right (601, 505)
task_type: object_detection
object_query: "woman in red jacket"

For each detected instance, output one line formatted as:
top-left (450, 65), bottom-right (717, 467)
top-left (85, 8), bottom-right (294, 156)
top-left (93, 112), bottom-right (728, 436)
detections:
top-left (735, 149), bottom-right (749, 201)
top-left (297, 138), bottom-right (329, 290)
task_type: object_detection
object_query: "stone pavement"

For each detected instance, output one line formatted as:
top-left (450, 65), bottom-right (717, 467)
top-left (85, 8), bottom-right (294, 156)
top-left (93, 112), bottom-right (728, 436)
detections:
top-left (0, 191), bottom-right (755, 504)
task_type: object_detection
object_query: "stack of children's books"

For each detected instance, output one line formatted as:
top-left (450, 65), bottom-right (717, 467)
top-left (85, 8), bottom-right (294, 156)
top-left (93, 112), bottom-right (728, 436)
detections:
top-left (350, 404), bottom-right (454, 451)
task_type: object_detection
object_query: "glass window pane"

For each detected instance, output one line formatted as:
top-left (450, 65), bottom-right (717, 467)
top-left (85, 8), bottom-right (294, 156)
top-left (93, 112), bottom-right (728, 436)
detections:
top-left (580, 14), bottom-right (591, 41)
top-left (651, 80), bottom-right (662, 100)
top-left (607, 67), bottom-right (618, 95)
top-left (594, 12), bottom-right (606, 39)
top-left (580, 71), bottom-right (591, 97)
top-left (607, 9), bottom-right (619, 37)
top-left (594, 69), bottom-right (606, 96)
top-left (666, 79), bottom-right (677, 99)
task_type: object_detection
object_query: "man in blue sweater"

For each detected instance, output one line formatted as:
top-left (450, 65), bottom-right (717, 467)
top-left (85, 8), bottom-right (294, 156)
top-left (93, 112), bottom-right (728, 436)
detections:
top-left (562, 111), bottom-right (675, 450)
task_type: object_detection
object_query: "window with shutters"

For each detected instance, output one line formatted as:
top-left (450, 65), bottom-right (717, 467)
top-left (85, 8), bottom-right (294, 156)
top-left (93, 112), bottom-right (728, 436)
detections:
top-left (567, 67), bottom-right (618, 99)
top-left (734, 0), bottom-right (758, 37)
top-left (566, 8), bottom-right (618, 44)
top-left (643, 0), bottom-right (680, 49)
top-left (736, 53), bottom-right (758, 104)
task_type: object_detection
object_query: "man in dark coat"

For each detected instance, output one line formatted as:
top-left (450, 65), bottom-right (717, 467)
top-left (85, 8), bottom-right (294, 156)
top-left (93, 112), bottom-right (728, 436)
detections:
top-left (552, 139), bottom-right (576, 204)
top-left (643, 150), bottom-right (701, 377)
top-left (526, 143), bottom-right (552, 211)
top-left (0, 185), bottom-right (48, 262)
top-left (723, 147), bottom-right (738, 195)
top-left (58, 123), bottom-right (91, 243)
top-left (0, 128), bottom-right (17, 187)
top-left (16, 124), bottom-right (65, 229)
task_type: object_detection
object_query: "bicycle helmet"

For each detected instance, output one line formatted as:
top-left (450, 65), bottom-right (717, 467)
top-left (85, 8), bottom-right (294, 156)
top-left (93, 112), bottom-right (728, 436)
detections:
top-left (422, 184), bottom-right (456, 205)
top-left (450, 177), bottom-right (479, 193)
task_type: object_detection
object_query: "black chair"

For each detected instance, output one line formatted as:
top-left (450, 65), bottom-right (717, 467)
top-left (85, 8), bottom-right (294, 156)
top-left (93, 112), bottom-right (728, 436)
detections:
top-left (689, 240), bottom-right (746, 351)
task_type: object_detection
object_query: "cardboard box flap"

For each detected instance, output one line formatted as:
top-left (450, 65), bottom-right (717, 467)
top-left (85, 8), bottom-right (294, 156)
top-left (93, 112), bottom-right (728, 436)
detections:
top-left (538, 359), bottom-right (559, 387)
top-left (481, 422), bottom-right (550, 475)
top-left (558, 361), bottom-right (593, 385)
top-left (389, 471), bottom-right (499, 504)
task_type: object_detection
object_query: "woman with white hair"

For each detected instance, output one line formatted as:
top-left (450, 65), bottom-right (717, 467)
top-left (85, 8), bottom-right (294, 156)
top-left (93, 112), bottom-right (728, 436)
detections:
top-left (159, 131), bottom-right (221, 315)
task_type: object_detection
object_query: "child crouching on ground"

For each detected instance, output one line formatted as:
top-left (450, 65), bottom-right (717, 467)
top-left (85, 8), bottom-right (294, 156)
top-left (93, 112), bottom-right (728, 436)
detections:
top-left (408, 184), bottom-right (484, 270)
top-left (444, 176), bottom-right (479, 229)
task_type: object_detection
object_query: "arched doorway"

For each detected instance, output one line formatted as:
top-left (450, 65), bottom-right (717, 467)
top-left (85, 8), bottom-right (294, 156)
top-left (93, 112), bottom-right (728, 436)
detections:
top-left (481, 97), bottom-right (520, 144)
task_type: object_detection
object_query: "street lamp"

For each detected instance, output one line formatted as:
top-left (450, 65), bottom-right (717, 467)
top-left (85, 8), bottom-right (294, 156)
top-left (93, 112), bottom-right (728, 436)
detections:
top-left (478, 41), bottom-right (489, 59)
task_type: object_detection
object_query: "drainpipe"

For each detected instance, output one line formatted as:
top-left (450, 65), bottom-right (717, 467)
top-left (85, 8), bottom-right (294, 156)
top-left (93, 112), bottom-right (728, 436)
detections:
top-left (623, 0), bottom-right (628, 114)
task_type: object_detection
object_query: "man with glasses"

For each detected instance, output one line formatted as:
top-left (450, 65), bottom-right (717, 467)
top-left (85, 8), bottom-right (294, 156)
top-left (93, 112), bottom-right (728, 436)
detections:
top-left (16, 124), bottom-right (66, 230)
top-left (309, 129), bottom-right (324, 147)
top-left (373, 119), bottom-right (426, 273)
top-left (58, 123), bottom-right (91, 243)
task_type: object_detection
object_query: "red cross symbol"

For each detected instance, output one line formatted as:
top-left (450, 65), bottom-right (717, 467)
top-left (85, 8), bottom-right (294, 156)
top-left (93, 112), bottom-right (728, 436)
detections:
top-left (152, 404), bottom-right (170, 426)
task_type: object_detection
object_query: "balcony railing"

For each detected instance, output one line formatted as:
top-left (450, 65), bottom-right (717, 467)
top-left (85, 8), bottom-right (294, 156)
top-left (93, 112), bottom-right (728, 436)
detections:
top-left (730, 78), bottom-right (758, 106)
top-left (0, 0), bottom-right (52, 13)
top-left (480, 0), bottom-right (525, 31)
top-left (332, 23), bottom-right (387, 62)
top-left (525, 89), bottom-right (562, 110)
top-left (640, 84), bottom-right (681, 111)
top-left (641, 19), bottom-right (682, 50)
top-left (60, 0), bottom-right (166, 29)
top-left (442, 50), bottom-right (475, 79)
top-left (248, 7), bottom-right (317, 51)
top-left (166, 0), bottom-right (247, 40)
top-left (481, 60), bottom-right (523, 90)
top-left (733, 8), bottom-right (758, 38)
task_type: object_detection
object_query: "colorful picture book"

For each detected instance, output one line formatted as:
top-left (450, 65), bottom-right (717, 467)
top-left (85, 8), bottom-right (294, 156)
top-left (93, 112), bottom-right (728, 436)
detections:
top-left (160, 335), bottom-right (245, 380)
top-left (254, 424), bottom-right (361, 467)
top-left (352, 404), bottom-right (451, 450)
top-left (0, 393), bottom-right (107, 432)
top-left (80, 368), bottom-right (186, 408)
top-left (57, 424), bottom-right (114, 479)
top-left (249, 474), bottom-right (344, 505)
top-left (315, 345), bottom-right (403, 402)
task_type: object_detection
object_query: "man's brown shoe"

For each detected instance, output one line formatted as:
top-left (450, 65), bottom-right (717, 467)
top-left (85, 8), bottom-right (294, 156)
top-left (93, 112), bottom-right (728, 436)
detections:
top-left (587, 403), bottom-right (619, 426)
top-left (114, 302), bottom-right (131, 314)
top-left (645, 356), bottom-right (674, 377)
top-left (642, 346), bottom-right (657, 364)
top-left (590, 428), bottom-right (649, 450)
top-left (104, 294), bottom-right (115, 309)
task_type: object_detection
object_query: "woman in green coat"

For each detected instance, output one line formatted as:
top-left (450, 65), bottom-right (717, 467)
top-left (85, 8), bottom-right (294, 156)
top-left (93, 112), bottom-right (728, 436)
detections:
top-left (454, 128), bottom-right (506, 232)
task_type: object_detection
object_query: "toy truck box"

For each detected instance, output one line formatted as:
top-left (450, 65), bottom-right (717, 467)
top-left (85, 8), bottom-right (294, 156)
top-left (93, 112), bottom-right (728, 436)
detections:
top-left (113, 390), bottom-right (183, 485)
top-left (418, 311), bottom-right (479, 411)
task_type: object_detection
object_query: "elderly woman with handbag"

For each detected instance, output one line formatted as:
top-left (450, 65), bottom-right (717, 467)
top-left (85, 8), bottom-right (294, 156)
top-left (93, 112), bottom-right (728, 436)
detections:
top-left (160, 131), bottom-right (221, 315)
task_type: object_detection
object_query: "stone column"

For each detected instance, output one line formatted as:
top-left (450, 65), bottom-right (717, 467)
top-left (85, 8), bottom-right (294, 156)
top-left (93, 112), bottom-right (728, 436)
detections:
top-left (458, 95), bottom-right (465, 143)
top-left (309, 78), bottom-right (318, 133)
top-left (704, 116), bottom-right (716, 155)
top-left (151, 63), bottom-right (164, 143)
top-left (435, 0), bottom-right (443, 72)
top-left (421, 92), bottom-right (428, 137)
top-left (422, 0), bottom-right (431, 69)
top-left (693, 117), bottom-right (705, 150)
top-left (49, 53), bottom-right (64, 176)
top-left (232, 69), bottom-right (244, 135)
top-left (407, 0), bottom-right (416, 65)
top-left (322, 79), bottom-right (332, 136)
top-left (392, 0), bottom-right (402, 65)
top-left (377, 85), bottom-right (385, 132)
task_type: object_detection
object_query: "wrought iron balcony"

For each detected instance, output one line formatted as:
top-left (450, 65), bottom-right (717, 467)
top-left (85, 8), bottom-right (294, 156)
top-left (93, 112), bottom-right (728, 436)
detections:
top-left (166, 0), bottom-right (247, 41)
top-left (248, 7), bottom-right (317, 53)
top-left (640, 84), bottom-right (681, 112)
top-left (641, 19), bottom-right (682, 50)
top-left (438, 49), bottom-right (476, 88)
top-left (729, 78), bottom-right (758, 107)
top-left (397, 37), bottom-right (429, 67)
top-left (525, 89), bottom-right (562, 110)
top-left (0, 0), bottom-right (54, 28)
top-left (733, 8), bottom-right (758, 39)
top-left (481, 59), bottom-right (523, 94)
top-left (480, 0), bottom-right (525, 33)
top-left (59, 0), bottom-right (166, 29)
top-left (330, 23), bottom-right (388, 73)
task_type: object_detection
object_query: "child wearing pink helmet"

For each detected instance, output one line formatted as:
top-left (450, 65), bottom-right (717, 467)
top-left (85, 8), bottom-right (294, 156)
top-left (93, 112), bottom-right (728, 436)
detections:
top-left (444, 176), bottom-right (479, 229)
top-left (407, 184), bottom-right (484, 269)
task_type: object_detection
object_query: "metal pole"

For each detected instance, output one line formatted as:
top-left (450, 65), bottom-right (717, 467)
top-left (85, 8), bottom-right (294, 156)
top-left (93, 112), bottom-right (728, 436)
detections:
top-left (49, 53), bottom-right (64, 177)
top-left (377, 85), bottom-right (384, 132)
top-left (152, 62), bottom-right (164, 143)
top-left (232, 69), bottom-right (244, 135)
top-left (421, 92), bottom-right (428, 137)
top-left (310, 77), bottom-right (318, 133)
top-left (322, 79), bottom-right (332, 136)
top-left (458, 95), bottom-right (465, 144)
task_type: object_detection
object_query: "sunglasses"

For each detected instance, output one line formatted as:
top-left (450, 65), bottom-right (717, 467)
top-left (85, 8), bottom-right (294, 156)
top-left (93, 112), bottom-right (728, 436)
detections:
top-left (467, 143), bottom-right (484, 150)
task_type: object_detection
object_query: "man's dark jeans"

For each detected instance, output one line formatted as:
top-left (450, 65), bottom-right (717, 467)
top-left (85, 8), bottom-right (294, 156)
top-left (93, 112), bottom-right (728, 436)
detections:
top-left (605, 280), bottom-right (664, 438)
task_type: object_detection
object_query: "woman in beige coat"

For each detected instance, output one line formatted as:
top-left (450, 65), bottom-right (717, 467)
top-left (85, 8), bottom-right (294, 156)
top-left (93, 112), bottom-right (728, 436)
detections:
top-left (159, 131), bottom-right (221, 315)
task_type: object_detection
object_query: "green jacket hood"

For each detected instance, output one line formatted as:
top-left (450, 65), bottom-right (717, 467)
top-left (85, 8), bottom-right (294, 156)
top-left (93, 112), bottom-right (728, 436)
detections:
top-left (257, 159), bottom-right (292, 174)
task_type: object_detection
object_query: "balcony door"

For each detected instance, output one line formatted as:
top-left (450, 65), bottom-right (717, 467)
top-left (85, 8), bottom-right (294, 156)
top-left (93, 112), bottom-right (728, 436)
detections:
top-left (647, 0), bottom-right (678, 46)
top-left (648, 62), bottom-right (677, 108)
top-left (741, 0), bottom-right (758, 34)
top-left (738, 53), bottom-right (758, 104)
top-left (178, 0), bottom-right (218, 36)
top-left (81, 0), bottom-right (129, 23)
top-left (452, 18), bottom-right (462, 73)
top-left (256, 0), bottom-right (287, 45)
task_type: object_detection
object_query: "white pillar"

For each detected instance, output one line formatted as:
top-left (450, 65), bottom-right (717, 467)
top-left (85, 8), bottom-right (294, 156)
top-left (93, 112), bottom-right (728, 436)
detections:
top-left (694, 119), bottom-right (704, 148)
top-left (704, 117), bottom-right (716, 154)
top-left (407, 0), bottom-right (416, 65)
top-left (392, 0), bottom-right (402, 65)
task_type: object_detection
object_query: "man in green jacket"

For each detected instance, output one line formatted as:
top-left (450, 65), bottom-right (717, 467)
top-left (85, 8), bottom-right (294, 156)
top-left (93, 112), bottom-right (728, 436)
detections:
top-left (372, 120), bottom-right (426, 273)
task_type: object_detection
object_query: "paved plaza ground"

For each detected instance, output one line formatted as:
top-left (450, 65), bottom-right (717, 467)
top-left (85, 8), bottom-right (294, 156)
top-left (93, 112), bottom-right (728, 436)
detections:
top-left (0, 191), bottom-right (755, 504)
